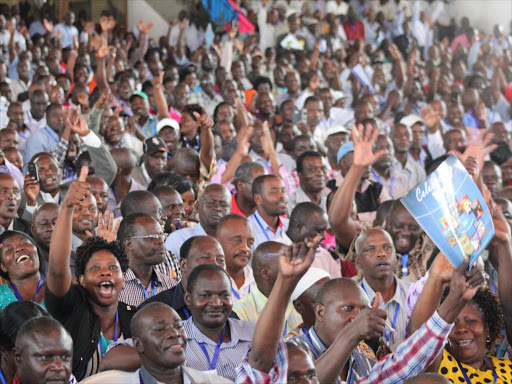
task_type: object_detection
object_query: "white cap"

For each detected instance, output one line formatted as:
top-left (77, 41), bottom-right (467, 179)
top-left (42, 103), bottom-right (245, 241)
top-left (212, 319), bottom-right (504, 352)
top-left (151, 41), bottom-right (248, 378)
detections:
top-left (156, 118), bottom-right (180, 133)
top-left (399, 115), bottom-right (424, 130)
top-left (291, 268), bottom-right (331, 301)
top-left (327, 125), bottom-right (350, 137)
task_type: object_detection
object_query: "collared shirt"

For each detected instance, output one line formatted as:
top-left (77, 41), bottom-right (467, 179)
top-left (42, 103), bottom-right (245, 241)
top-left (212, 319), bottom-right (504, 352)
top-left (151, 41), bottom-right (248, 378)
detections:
top-left (247, 209), bottom-right (289, 251)
top-left (153, 249), bottom-right (182, 281)
top-left (360, 277), bottom-right (412, 345)
top-left (391, 155), bottom-right (426, 192)
top-left (229, 265), bottom-right (256, 303)
top-left (24, 126), bottom-right (59, 166)
top-left (369, 167), bottom-right (410, 200)
top-left (249, 149), bottom-right (293, 195)
top-left (183, 317), bottom-right (255, 381)
top-left (71, 233), bottom-right (84, 252)
top-left (10, 78), bottom-right (31, 101)
top-left (233, 285), bottom-right (302, 334)
top-left (287, 186), bottom-right (327, 216)
top-left (164, 223), bottom-right (207, 261)
top-left (0, 159), bottom-right (24, 193)
top-left (136, 114), bottom-right (158, 138)
top-left (118, 268), bottom-right (178, 307)
top-left (54, 23), bottom-right (79, 48)
top-left (230, 193), bottom-right (249, 218)
top-left (107, 180), bottom-right (147, 218)
top-left (24, 109), bottom-right (46, 133)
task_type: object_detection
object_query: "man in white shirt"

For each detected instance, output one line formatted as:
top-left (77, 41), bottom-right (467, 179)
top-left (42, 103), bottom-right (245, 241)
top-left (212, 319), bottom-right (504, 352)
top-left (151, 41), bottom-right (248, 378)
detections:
top-left (24, 89), bottom-right (47, 132)
top-left (54, 12), bottom-right (78, 49)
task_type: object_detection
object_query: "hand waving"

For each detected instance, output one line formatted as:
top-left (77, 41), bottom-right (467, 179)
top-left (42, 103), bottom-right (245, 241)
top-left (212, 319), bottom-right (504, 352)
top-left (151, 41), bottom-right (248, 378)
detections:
top-left (66, 109), bottom-right (90, 137)
top-left (352, 123), bottom-right (386, 167)
top-left (447, 256), bottom-right (485, 303)
top-left (279, 235), bottom-right (322, 279)
top-left (449, 129), bottom-right (497, 172)
top-left (63, 166), bottom-right (90, 208)
top-left (87, 211), bottom-right (121, 243)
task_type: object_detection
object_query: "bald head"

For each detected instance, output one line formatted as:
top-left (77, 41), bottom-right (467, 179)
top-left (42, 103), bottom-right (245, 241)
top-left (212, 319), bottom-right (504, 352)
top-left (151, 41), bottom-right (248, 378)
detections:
top-left (354, 228), bottom-right (393, 255)
top-left (173, 148), bottom-right (200, 183)
top-left (197, 184), bottom-right (231, 235)
top-left (110, 148), bottom-right (137, 176)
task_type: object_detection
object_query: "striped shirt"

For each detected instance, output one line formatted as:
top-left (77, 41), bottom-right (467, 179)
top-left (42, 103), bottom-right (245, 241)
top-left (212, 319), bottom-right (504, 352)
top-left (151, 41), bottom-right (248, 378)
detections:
top-left (359, 276), bottom-right (412, 346)
top-left (154, 249), bottom-right (182, 281)
top-left (118, 268), bottom-right (178, 307)
top-left (183, 317), bottom-right (255, 381)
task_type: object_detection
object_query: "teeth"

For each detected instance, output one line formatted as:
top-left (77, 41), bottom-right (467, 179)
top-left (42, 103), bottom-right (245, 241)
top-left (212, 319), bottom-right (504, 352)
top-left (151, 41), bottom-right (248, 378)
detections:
top-left (16, 255), bottom-right (30, 263)
top-left (457, 339), bottom-right (472, 345)
top-left (99, 282), bottom-right (113, 287)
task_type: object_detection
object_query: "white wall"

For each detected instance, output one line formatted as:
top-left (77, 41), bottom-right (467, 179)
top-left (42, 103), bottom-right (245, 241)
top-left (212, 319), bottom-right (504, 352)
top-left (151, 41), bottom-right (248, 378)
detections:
top-left (451, 0), bottom-right (512, 34)
top-left (127, 0), bottom-right (186, 40)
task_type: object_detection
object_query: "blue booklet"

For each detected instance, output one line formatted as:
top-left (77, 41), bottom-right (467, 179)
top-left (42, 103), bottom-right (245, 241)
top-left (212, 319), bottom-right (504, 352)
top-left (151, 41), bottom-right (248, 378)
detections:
top-left (401, 154), bottom-right (494, 268)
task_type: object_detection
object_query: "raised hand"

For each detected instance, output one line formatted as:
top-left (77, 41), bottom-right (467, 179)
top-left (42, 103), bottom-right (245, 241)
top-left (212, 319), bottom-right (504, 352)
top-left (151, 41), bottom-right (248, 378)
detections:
top-left (23, 172), bottom-right (40, 206)
top-left (420, 106), bottom-right (439, 132)
top-left (96, 91), bottom-right (112, 110)
top-left (138, 20), bottom-right (154, 35)
top-left (66, 109), bottom-right (90, 137)
top-left (260, 121), bottom-right (275, 155)
top-left (179, 18), bottom-right (189, 31)
top-left (95, 36), bottom-right (109, 59)
top-left (237, 125), bottom-right (253, 155)
top-left (43, 18), bottom-right (54, 33)
top-left (446, 256), bottom-right (485, 303)
top-left (84, 21), bottom-right (95, 35)
top-left (151, 71), bottom-right (164, 88)
top-left (350, 292), bottom-right (387, 340)
top-left (63, 166), bottom-right (89, 208)
top-left (279, 235), bottom-right (322, 279)
top-left (449, 129), bottom-right (497, 172)
top-left (88, 211), bottom-right (121, 242)
top-left (192, 111), bottom-right (213, 131)
top-left (76, 92), bottom-right (89, 108)
top-left (490, 200), bottom-right (511, 244)
top-left (352, 123), bottom-right (386, 167)
top-left (430, 253), bottom-right (454, 283)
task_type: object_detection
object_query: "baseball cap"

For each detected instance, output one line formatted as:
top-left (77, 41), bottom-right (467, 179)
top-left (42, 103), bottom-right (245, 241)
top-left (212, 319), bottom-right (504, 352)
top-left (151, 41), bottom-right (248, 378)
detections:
top-left (400, 115), bottom-right (424, 130)
top-left (291, 268), bottom-right (331, 301)
top-left (337, 141), bottom-right (354, 164)
top-left (156, 118), bottom-right (180, 133)
top-left (143, 136), bottom-right (169, 156)
top-left (129, 91), bottom-right (148, 103)
top-left (327, 125), bottom-right (350, 137)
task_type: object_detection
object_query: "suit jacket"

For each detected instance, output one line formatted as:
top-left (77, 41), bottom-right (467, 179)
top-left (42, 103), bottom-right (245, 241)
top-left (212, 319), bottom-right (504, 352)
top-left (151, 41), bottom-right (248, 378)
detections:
top-left (131, 165), bottom-right (148, 188)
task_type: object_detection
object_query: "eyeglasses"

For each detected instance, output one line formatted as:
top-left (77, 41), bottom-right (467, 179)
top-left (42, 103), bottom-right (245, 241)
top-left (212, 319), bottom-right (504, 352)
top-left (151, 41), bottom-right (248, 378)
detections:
top-left (130, 234), bottom-right (166, 241)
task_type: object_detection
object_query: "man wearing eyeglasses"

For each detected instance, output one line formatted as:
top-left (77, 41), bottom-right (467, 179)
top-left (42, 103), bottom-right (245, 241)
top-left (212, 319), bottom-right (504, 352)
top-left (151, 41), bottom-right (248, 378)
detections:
top-left (117, 212), bottom-right (178, 307)
top-left (164, 183), bottom-right (231, 260)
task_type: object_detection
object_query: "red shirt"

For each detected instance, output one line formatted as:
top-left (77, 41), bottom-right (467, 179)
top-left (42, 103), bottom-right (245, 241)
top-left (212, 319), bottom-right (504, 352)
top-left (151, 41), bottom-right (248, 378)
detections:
top-left (231, 193), bottom-right (247, 218)
top-left (342, 20), bottom-right (365, 42)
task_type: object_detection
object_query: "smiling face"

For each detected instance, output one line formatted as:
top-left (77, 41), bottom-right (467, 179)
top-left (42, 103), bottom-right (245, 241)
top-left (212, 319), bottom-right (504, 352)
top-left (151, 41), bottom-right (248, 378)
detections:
top-left (0, 234), bottom-right (39, 280)
top-left (157, 189), bottom-right (184, 232)
top-left (356, 229), bottom-right (396, 281)
top-left (216, 217), bottom-right (254, 274)
top-left (105, 116), bottom-right (126, 146)
top-left (185, 269), bottom-right (232, 329)
top-left (133, 305), bottom-right (187, 369)
top-left (35, 156), bottom-right (62, 195)
top-left (387, 203), bottom-right (422, 254)
top-left (447, 301), bottom-right (488, 367)
top-left (0, 174), bottom-right (21, 222)
top-left (79, 250), bottom-right (125, 307)
top-left (71, 193), bottom-right (98, 236)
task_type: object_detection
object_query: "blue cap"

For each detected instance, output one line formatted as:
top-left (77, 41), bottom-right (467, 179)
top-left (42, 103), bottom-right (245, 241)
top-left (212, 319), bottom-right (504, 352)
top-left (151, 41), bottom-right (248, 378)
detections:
top-left (337, 141), bottom-right (354, 164)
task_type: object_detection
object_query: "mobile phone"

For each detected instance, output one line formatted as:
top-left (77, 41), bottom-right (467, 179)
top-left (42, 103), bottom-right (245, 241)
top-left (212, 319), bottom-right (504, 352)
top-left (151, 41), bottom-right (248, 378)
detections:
top-left (301, 109), bottom-right (308, 124)
top-left (28, 163), bottom-right (39, 181)
top-left (292, 109), bottom-right (301, 124)
top-left (319, 39), bottom-right (327, 53)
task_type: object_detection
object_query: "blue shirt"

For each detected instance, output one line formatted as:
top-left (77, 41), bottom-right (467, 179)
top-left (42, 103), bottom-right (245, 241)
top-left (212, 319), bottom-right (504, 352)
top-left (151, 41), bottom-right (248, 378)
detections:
top-left (137, 115), bottom-right (158, 138)
top-left (164, 223), bottom-right (206, 260)
top-left (24, 126), bottom-right (60, 166)
top-left (247, 210), bottom-right (289, 251)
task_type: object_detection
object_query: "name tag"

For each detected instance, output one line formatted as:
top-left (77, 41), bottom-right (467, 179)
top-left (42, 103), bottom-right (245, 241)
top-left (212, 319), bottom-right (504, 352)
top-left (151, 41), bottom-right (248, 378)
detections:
top-left (203, 369), bottom-right (218, 376)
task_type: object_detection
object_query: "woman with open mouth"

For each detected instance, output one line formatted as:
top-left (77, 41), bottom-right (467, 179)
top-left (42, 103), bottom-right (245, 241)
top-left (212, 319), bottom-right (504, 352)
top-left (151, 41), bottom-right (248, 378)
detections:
top-left (44, 167), bottom-right (136, 381)
top-left (0, 230), bottom-right (46, 310)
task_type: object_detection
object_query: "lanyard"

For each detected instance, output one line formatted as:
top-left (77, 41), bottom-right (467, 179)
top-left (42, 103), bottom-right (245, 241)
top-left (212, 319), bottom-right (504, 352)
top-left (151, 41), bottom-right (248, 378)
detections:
top-left (384, 303), bottom-right (400, 344)
top-left (183, 307), bottom-right (191, 319)
top-left (232, 285), bottom-right (250, 301)
top-left (457, 359), bottom-right (497, 384)
top-left (371, 169), bottom-right (395, 197)
top-left (99, 310), bottom-right (119, 358)
top-left (282, 320), bottom-right (288, 337)
top-left (44, 126), bottom-right (59, 145)
top-left (199, 328), bottom-right (226, 370)
top-left (183, 136), bottom-right (200, 150)
top-left (401, 254), bottom-right (409, 277)
top-left (140, 279), bottom-right (155, 300)
top-left (0, 367), bottom-right (5, 384)
top-left (138, 371), bottom-right (144, 384)
top-left (11, 276), bottom-right (44, 302)
top-left (254, 214), bottom-right (280, 241)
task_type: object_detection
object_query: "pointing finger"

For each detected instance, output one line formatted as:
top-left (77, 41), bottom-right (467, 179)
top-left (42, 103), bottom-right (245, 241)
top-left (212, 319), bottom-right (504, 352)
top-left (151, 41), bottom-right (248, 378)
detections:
top-left (78, 166), bottom-right (89, 182)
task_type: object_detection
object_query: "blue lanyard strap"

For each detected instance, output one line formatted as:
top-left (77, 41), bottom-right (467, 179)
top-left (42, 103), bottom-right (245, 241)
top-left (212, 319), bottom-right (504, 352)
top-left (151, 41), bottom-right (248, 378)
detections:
top-left (456, 358), bottom-right (497, 384)
top-left (385, 303), bottom-right (400, 344)
top-left (44, 126), bottom-right (59, 144)
top-left (199, 327), bottom-right (226, 370)
top-left (183, 307), bottom-right (191, 319)
top-left (0, 366), bottom-right (6, 384)
top-left (371, 169), bottom-right (394, 197)
top-left (232, 287), bottom-right (240, 300)
top-left (282, 320), bottom-right (288, 337)
top-left (141, 279), bottom-right (156, 300)
top-left (11, 276), bottom-right (44, 302)
top-left (401, 254), bottom-right (409, 277)
top-left (99, 310), bottom-right (119, 358)
top-left (138, 371), bottom-right (144, 384)
top-left (254, 213), bottom-right (280, 241)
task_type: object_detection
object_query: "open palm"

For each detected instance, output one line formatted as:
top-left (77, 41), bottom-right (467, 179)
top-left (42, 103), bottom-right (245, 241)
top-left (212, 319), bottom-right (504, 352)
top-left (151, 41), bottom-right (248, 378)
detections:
top-left (352, 123), bottom-right (387, 167)
top-left (279, 236), bottom-right (322, 279)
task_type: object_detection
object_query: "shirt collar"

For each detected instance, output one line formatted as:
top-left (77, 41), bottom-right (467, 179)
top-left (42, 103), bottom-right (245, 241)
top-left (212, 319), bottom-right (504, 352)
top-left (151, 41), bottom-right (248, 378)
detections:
top-left (141, 163), bottom-right (151, 186)
top-left (125, 268), bottom-right (162, 286)
top-left (254, 209), bottom-right (284, 232)
top-left (361, 276), bottom-right (401, 305)
top-left (40, 190), bottom-right (60, 204)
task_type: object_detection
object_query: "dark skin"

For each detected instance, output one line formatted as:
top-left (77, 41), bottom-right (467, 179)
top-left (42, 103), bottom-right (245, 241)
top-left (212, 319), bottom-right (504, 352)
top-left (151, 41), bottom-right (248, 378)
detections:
top-left (123, 216), bottom-right (166, 289)
top-left (31, 203), bottom-right (59, 258)
top-left (287, 347), bottom-right (319, 384)
top-left (0, 174), bottom-right (21, 230)
top-left (132, 305), bottom-right (187, 384)
top-left (110, 148), bottom-right (138, 206)
top-left (386, 203), bottom-right (423, 255)
top-left (155, 189), bottom-right (185, 233)
top-left (184, 270), bottom-right (233, 343)
top-left (197, 184), bottom-right (231, 236)
top-left (299, 156), bottom-right (327, 205)
top-left (87, 176), bottom-right (109, 215)
top-left (391, 124), bottom-right (411, 168)
top-left (35, 155), bottom-right (62, 197)
top-left (254, 177), bottom-right (287, 231)
top-left (293, 277), bottom-right (330, 330)
top-left (143, 151), bottom-right (168, 181)
top-left (235, 167), bottom-right (265, 218)
top-left (355, 229), bottom-right (397, 303)
top-left (30, 91), bottom-right (49, 121)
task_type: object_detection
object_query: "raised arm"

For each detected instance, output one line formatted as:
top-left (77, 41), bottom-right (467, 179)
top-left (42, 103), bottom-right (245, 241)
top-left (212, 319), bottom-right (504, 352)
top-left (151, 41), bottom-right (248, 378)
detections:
top-left (328, 124), bottom-right (386, 249)
top-left (152, 72), bottom-right (171, 119)
top-left (195, 111), bottom-right (215, 170)
top-left (248, 236), bottom-right (321, 372)
top-left (47, 166), bottom-right (90, 297)
top-left (94, 36), bottom-right (110, 92)
top-left (220, 126), bottom-right (253, 184)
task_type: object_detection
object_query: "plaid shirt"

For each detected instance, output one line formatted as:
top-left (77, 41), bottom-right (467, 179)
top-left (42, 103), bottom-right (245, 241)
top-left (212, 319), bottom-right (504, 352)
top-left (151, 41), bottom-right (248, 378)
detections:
top-left (235, 311), bottom-right (452, 384)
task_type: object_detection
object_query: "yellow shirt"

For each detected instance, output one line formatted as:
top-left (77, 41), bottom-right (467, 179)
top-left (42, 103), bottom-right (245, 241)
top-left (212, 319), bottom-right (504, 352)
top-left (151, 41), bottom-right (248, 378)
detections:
top-left (438, 349), bottom-right (512, 383)
top-left (233, 285), bottom-right (302, 335)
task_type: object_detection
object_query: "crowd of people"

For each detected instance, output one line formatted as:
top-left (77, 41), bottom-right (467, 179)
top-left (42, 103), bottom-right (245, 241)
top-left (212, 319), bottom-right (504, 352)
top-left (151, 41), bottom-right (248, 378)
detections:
top-left (0, 0), bottom-right (511, 382)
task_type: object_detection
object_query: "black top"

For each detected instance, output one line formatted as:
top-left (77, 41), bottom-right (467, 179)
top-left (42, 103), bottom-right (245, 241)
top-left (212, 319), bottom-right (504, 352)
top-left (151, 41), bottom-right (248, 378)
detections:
top-left (13, 217), bottom-right (32, 236)
top-left (44, 284), bottom-right (137, 380)
top-left (140, 282), bottom-right (239, 321)
top-left (355, 181), bottom-right (383, 213)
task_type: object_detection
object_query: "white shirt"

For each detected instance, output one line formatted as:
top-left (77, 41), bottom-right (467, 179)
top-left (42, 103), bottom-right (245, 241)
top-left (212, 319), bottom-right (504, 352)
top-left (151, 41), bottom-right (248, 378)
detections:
top-left (229, 265), bottom-right (256, 303)
top-left (54, 23), bottom-right (78, 48)
top-left (24, 109), bottom-right (46, 132)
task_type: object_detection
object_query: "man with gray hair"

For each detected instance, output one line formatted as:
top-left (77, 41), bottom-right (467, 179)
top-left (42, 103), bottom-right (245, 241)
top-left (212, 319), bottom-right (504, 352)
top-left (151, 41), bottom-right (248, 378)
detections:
top-left (232, 161), bottom-right (266, 217)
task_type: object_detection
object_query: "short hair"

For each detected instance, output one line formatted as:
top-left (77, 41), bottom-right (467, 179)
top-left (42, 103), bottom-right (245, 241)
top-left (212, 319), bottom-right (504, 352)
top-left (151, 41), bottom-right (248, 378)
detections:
top-left (30, 151), bottom-right (56, 166)
top-left (180, 236), bottom-right (203, 260)
top-left (289, 202), bottom-right (324, 227)
top-left (131, 302), bottom-right (175, 338)
top-left (152, 185), bottom-right (178, 200)
top-left (186, 263), bottom-right (230, 294)
top-left (291, 134), bottom-right (314, 151)
top-left (296, 151), bottom-right (323, 174)
top-left (304, 95), bottom-right (320, 108)
top-left (286, 338), bottom-right (313, 359)
top-left (213, 101), bottom-right (233, 122)
top-left (74, 236), bottom-right (129, 279)
top-left (216, 214), bottom-right (248, 234)
top-left (315, 278), bottom-right (359, 306)
top-left (120, 191), bottom-right (158, 217)
top-left (252, 76), bottom-right (273, 91)
top-left (252, 174), bottom-right (280, 196)
top-left (182, 104), bottom-right (205, 120)
top-left (117, 212), bottom-right (154, 243)
top-left (15, 316), bottom-right (69, 348)
top-left (0, 231), bottom-right (46, 281)
top-left (0, 302), bottom-right (49, 352)
top-left (233, 162), bottom-right (265, 191)
top-left (46, 102), bottom-right (62, 116)
top-left (375, 200), bottom-right (394, 226)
